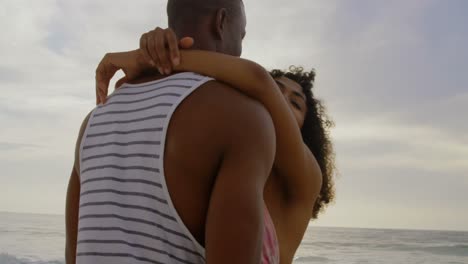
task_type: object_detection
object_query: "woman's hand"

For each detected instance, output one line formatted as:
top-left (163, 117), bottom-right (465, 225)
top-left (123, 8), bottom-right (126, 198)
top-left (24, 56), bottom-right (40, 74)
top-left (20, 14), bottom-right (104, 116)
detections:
top-left (95, 49), bottom-right (148, 104)
top-left (139, 27), bottom-right (194, 75)
top-left (95, 27), bottom-right (194, 104)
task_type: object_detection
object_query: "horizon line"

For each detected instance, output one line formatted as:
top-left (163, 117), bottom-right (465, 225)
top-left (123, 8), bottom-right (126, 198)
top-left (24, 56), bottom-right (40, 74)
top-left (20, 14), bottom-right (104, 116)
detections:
top-left (1, 210), bottom-right (467, 233)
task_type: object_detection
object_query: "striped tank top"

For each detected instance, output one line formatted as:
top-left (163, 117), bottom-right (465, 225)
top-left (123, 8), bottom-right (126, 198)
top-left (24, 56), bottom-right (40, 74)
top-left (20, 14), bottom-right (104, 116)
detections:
top-left (77, 72), bottom-right (213, 264)
top-left (77, 71), bottom-right (280, 264)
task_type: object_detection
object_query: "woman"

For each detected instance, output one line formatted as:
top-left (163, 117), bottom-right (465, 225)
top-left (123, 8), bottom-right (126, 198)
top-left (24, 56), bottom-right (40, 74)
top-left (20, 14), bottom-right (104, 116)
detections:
top-left (95, 28), bottom-right (335, 263)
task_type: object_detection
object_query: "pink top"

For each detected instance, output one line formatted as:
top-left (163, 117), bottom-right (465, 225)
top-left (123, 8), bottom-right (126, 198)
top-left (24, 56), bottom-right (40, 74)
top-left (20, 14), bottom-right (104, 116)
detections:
top-left (261, 205), bottom-right (280, 264)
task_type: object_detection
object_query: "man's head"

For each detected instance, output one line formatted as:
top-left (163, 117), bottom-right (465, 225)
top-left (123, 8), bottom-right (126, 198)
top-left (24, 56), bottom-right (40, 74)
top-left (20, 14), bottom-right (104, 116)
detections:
top-left (167, 0), bottom-right (246, 56)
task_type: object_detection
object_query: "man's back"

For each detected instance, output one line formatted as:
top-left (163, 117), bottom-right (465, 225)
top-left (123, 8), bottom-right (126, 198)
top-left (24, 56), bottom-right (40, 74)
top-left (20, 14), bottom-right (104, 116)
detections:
top-left (69, 72), bottom-right (276, 264)
top-left (164, 75), bottom-right (276, 246)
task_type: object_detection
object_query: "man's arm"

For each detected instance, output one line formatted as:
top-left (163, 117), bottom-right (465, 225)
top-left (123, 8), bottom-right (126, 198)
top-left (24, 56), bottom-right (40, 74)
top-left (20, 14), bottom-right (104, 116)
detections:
top-left (65, 112), bottom-right (91, 264)
top-left (204, 89), bottom-right (276, 264)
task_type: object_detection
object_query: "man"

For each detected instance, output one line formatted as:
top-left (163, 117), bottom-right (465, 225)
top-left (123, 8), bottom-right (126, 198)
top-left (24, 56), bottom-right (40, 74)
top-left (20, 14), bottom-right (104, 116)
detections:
top-left (65, 0), bottom-right (276, 263)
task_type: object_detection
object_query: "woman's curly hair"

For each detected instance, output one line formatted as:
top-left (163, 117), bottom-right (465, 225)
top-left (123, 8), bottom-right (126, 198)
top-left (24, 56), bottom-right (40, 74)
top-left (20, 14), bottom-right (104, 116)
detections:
top-left (270, 66), bottom-right (336, 219)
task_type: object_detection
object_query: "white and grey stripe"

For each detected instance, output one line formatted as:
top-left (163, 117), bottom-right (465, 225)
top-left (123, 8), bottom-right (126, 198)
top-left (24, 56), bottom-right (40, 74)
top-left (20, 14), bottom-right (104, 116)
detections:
top-left (77, 72), bottom-right (212, 264)
top-left (82, 153), bottom-right (160, 162)
top-left (90, 114), bottom-right (167, 127)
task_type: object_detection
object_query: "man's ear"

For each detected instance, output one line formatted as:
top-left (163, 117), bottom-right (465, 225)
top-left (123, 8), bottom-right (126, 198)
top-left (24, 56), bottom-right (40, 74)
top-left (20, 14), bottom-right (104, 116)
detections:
top-left (214, 8), bottom-right (227, 40)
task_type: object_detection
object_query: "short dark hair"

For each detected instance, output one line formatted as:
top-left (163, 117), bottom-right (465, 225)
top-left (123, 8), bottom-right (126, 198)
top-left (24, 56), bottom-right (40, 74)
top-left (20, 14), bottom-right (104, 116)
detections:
top-left (270, 66), bottom-right (336, 219)
top-left (167, 0), bottom-right (242, 30)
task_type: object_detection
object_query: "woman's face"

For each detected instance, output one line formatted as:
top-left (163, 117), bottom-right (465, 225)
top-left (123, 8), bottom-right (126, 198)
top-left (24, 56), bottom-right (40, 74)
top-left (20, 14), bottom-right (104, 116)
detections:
top-left (275, 76), bottom-right (307, 128)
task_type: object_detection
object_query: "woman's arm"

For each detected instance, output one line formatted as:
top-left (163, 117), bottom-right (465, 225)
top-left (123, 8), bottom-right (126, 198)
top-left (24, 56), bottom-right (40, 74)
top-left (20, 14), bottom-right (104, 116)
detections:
top-left (94, 27), bottom-right (322, 208)
top-left (175, 50), bottom-right (322, 208)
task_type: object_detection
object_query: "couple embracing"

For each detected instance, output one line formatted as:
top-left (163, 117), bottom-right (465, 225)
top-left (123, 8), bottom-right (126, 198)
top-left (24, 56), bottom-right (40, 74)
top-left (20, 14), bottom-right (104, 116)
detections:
top-left (65, 0), bottom-right (335, 263)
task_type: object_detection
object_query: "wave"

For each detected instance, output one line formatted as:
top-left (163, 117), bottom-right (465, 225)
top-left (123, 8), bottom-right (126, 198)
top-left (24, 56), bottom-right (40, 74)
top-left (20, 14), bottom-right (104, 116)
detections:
top-left (0, 253), bottom-right (64, 264)
top-left (294, 256), bottom-right (330, 262)
top-left (420, 244), bottom-right (468, 257)
top-left (301, 241), bottom-right (468, 257)
top-left (372, 243), bottom-right (468, 256)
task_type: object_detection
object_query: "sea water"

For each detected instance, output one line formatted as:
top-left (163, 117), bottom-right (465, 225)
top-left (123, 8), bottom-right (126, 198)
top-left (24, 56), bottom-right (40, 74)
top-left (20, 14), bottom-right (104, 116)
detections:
top-left (1, 212), bottom-right (467, 264)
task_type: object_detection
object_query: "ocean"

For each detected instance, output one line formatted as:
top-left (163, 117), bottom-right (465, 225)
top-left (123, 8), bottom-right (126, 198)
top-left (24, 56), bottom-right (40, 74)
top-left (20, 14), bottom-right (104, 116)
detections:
top-left (0, 212), bottom-right (467, 264)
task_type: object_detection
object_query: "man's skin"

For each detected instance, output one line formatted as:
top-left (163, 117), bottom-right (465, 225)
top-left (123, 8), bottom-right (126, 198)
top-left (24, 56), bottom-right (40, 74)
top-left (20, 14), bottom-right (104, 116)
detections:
top-left (65, 1), bottom-right (277, 263)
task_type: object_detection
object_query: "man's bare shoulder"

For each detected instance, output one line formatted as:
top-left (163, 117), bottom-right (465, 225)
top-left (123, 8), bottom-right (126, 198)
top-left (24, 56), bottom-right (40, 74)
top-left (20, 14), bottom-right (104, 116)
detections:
top-left (188, 80), bottom-right (273, 135)
top-left (168, 79), bottom-right (274, 154)
top-left (201, 80), bottom-right (270, 117)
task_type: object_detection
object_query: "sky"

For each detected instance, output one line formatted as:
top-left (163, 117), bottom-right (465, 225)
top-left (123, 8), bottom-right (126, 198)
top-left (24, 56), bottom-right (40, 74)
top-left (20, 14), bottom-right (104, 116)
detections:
top-left (1, 0), bottom-right (467, 231)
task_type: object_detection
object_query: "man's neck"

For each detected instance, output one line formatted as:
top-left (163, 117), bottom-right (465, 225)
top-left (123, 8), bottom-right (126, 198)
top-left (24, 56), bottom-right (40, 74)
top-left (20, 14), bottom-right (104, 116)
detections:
top-left (127, 69), bottom-right (168, 85)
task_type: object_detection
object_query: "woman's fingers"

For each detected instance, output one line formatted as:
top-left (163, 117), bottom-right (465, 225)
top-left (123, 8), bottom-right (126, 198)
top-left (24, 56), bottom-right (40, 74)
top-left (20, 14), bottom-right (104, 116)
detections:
top-left (95, 53), bottom-right (119, 104)
top-left (146, 31), bottom-right (163, 74)
top-left (142, 27), bottom-right (182, 75)
top-left (95, 77), bottom-right (102, 105)
top-left (154, 28), bottom-right (171, 74)
top-left (95, 56), bottom-right (108, 105)
top-left (96, 73), bottom-right (108, 105)
top-left (165, 28), bottom-right (180, 67)
top-left (139, 33), bottom-right (155, 67)
top-left (115, 76), bottom-right (129, 89)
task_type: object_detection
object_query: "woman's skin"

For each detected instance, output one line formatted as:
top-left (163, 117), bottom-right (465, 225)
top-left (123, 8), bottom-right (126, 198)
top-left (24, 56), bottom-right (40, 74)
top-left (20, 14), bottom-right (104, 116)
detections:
top-left (95, 29), bottom-right (323, 263)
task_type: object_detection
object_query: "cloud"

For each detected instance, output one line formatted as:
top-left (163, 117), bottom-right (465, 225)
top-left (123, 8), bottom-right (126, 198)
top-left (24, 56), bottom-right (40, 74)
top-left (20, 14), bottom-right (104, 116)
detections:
top-left (0, 142), bottom-right (41, 151)
top-left (0, 66), bottom-right (24, 83)
top-left (333, 117), bottom-right (468, 173)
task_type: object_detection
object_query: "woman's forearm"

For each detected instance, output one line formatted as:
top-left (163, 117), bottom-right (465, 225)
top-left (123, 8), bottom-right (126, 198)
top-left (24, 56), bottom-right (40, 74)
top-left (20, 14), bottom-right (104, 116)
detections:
top-left (175, 50), bottom-right (319, 203)
top-left (175, 50), bottom-right (269, 99)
